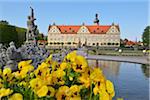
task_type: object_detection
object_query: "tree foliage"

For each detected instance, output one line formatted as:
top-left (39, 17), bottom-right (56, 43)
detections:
top-left (15, 27), bottom-right (26, 46)
top-left (142, 26), bottom-right (150, 48)
top-left (0, 23), bottom-right (26, 47)
top-left (0, 20), bottom-right (9, 25)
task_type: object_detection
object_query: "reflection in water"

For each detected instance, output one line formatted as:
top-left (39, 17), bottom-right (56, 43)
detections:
top-left (88, 60), bottom-right (121, 77)
top-left (141, 64), bottom-right (150, 78)
top-left (87, 60), bottom-right (149, 100)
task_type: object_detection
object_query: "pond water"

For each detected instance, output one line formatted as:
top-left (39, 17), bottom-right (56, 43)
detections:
top-left (88, 60), bottom-right (149, 100)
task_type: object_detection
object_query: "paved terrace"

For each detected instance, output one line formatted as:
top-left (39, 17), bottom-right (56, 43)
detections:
top-left (47, 48), bottom-right (149, 65)
top-left (85, 55), bottom-right (149, 65)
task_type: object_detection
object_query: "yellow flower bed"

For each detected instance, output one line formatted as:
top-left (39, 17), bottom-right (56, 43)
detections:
top-left (0, 51), bottom-right (115, 100)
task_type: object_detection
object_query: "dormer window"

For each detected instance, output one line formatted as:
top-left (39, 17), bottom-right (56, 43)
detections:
top-left (69, 28), bottom-right (71, 30)
top-left (97, 28), bottom-right (99, 30)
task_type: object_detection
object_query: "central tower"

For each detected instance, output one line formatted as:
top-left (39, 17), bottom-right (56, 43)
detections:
top-left (93, 13), bottom-right (99, 25)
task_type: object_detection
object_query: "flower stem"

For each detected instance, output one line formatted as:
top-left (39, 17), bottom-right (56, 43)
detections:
top-left (89, 82), bottom-right (92, 100)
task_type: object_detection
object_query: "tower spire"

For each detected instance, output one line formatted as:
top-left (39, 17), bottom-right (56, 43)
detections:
top-left (94, 13), bottom-right (99, 25)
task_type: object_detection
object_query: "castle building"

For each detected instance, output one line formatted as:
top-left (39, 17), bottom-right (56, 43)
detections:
top-left (48, 14), bottom-right (120, 48)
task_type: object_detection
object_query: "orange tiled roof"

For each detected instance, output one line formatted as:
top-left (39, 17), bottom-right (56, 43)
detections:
top-left (57, 25), bottom-right (81, 34)
top-left (126, 41), bottom-right (135, 45)
top-left (86, 25), bottom-right (111, 34)
top-left (48, 25), bottom-right (119, 34)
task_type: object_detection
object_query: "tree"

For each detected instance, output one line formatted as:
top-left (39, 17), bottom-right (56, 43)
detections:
top-left (0, 24), bottom-right (18, 46)
top-left (0, 20), bottom-right (9, 25)
top-left (142, 26), bottom-right (150, 48)
top-left (0, 23), bottom-right (26, 47)
top-left (15, 26), bottom-right (26, 47)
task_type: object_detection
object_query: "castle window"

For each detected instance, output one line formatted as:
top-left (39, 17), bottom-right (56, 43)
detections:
top-left (107, 43), bottom-right (111, 45)
top-left (96, 43), bottom-right (99, 46)
top-left (67, 42), bottom-right (71, 45)
top-left (116, 43), bottom-right (119, 45)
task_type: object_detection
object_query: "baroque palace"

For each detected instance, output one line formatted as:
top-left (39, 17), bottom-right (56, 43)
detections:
top-left (48, 14), bottom-right (120, 48)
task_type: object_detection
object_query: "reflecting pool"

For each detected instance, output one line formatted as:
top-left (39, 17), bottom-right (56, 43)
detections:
top-left (88, 60), bottom-right (149, 100)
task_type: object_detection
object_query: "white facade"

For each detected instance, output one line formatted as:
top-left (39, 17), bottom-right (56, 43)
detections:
top-left (47, 24), bottom-right (120, 48)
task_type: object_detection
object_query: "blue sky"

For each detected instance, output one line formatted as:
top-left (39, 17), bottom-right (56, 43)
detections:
top-left (0, 0), bottom-right (149, 41)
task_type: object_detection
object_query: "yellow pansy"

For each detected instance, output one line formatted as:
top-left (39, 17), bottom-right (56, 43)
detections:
top-left (93, 82), bottom-right (107, 95)
top-left (2, 68), bottom-right (14, 81)
top-left (72, 55), bottom-right (88, 73)
top-left (51, 61), bottom-right (60, 72)
top-left (14, 65), bottom-right (34, 79)
top-left (0, 88), bottom-right (13, 98)
top-left (60, 62), bottom-right (68, 70)
top-left (99, 82), bottom-right (106, 92)
top-left (93, 84), bottom-right (99, 95)
top-left (43, 74), bottom-right (53, 85)
top-left (9, 93), bottom-right (23, 100)
top-left (66, 85), bottom-right (81, 100)
top-left (34, 64), bottom-right (50, 78)
top-left (47, 86), bottom-right (55, 97)
top-left (106, 80), bottom-right (115, 97)
top-left (3, 68), bottom-right (12, 76)
top-left (56, 86), bottom-right (69, 100)
top-left (18, 60), bottom-right (32, 70)
top-left (99, 90), bottom-right (110, 100)
top-left (52, 69), bottom-right (65, 85)
top-left (66, 96), bottom-right (81, 100)
top-left (78, 73), bottom-right (90, 88)
top-left (18, 69), bottom-right (29, 78)
top-left (90, 68), bottom-right (106, 83)
top-left (45, 54), bottom-right (53, 64)
top-left (84, 67), bottom-right (92, 76)
top-left (29, 78), bottom-right (43, 91)
top-left (23, 65), bottom-right (34, 72)
top-left (37, 85), bottom-right (48, 97)
top-left (64, 51), bottom-right (77, 62)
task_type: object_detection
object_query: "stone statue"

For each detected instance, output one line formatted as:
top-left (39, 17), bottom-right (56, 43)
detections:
top-left (26, 7), bottom-right (39, 43)
top-left (0, 43), bottom-right (3, 53)
top-left (0, 48), bottom-right (8, 66)
top-left (6, 41), bottom-right (17, 60)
